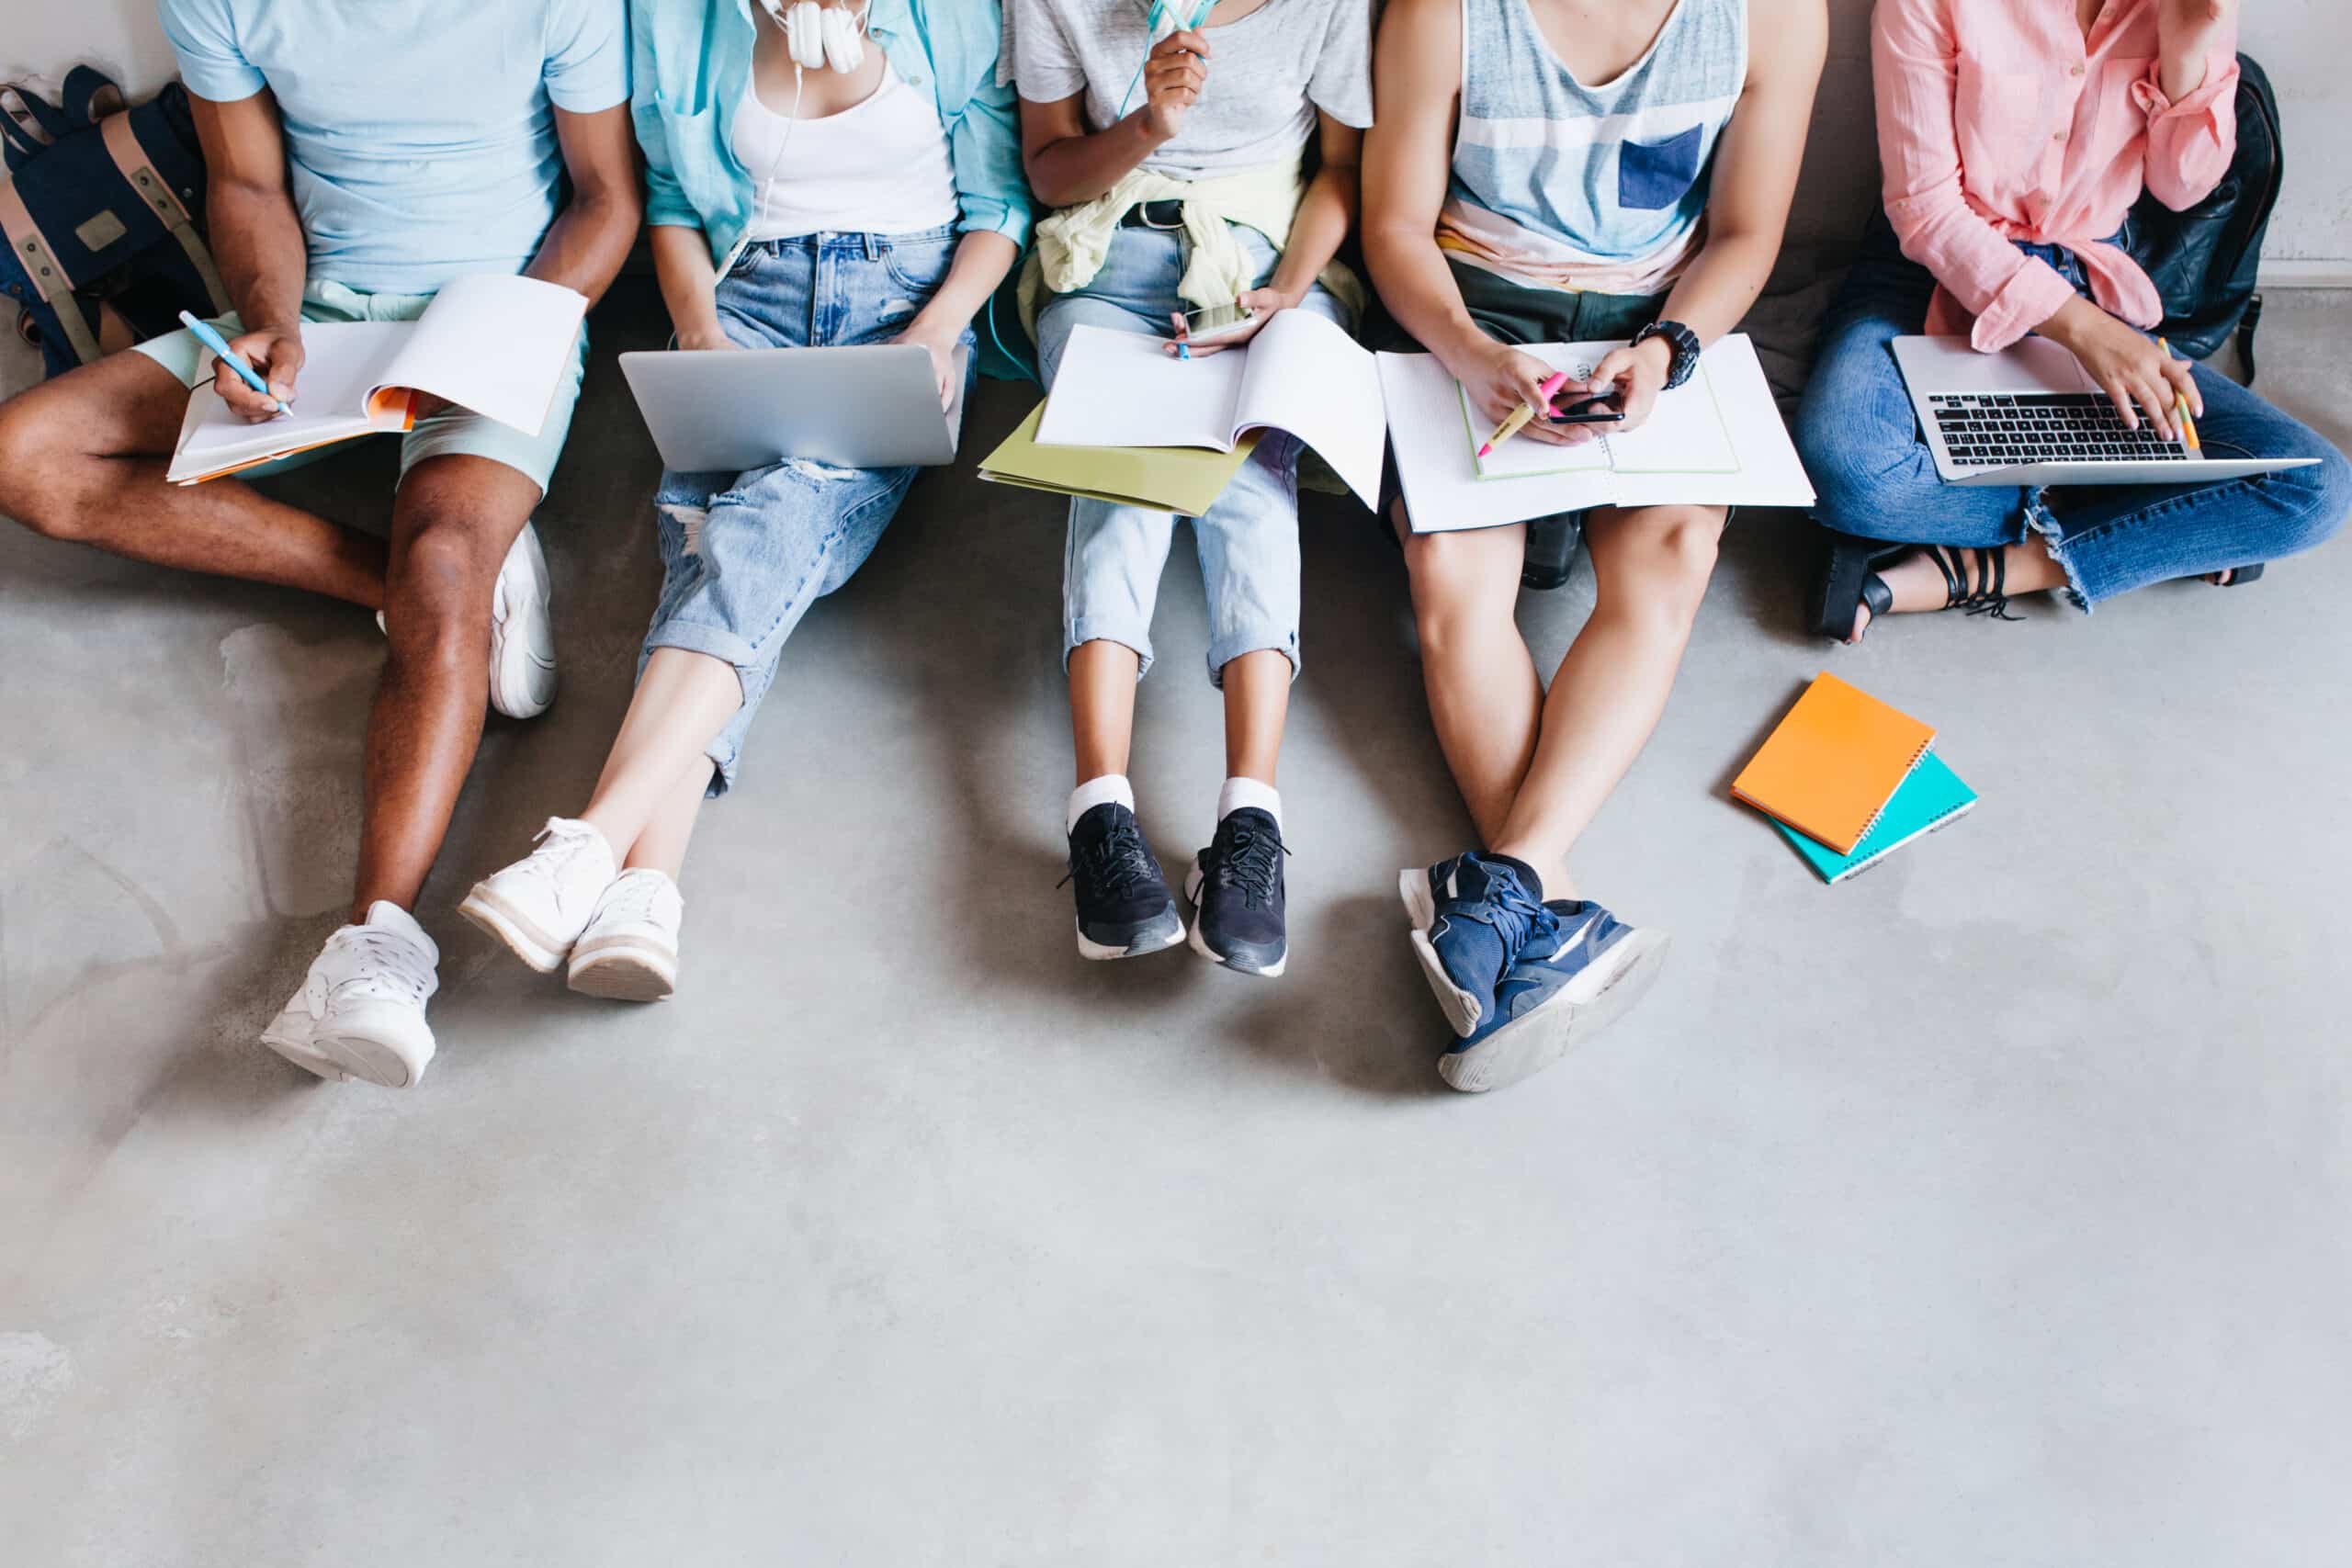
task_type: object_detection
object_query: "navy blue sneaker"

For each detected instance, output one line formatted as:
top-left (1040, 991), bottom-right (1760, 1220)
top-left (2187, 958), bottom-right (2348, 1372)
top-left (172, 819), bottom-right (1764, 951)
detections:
top-left (1438, 898), bottom-right (1671, 1092)
top-left (1397, 852), bottom-right (1558, 1035)
top-left (1183, 807), bottom-right (1287, 977)
top-left (1064, 802), bottom-right (1185, 960)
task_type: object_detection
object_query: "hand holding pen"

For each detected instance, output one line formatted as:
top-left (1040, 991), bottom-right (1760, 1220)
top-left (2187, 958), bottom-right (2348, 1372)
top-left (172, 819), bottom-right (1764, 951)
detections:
top-left (179, 310), bottom-right (299, 422)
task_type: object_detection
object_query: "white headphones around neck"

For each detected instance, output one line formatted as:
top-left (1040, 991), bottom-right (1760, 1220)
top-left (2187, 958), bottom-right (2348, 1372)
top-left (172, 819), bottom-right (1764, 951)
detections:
top-left (759, 0), bottom-right (869, 73)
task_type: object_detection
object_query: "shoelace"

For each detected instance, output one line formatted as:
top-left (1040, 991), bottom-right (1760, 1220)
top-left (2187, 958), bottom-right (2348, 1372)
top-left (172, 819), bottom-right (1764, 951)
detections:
top-left (513, 818), bottom-right (604, 894)
top-left (1061, 815), bottom-right (1162, 900)
top-left (328, 927), bottom-right (435, 1003)
top-left (1204, 823), bottom-right (1286, 909)
top-left (1474, 873), bottom-right (1556, 962)
top-left (597, 874), bottom-right (671, 929)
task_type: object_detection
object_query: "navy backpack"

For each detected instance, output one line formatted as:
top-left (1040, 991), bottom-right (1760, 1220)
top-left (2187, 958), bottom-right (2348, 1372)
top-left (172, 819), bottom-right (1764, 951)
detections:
top-left (0, 66), bottom-right (229, 378)
top-left (2123, 53), bottom-right (2282, 379)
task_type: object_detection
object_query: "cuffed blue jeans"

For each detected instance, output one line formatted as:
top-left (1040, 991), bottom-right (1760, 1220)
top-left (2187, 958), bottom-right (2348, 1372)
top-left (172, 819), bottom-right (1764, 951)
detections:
top-left (1794, 217), bottom-right (2352, 608)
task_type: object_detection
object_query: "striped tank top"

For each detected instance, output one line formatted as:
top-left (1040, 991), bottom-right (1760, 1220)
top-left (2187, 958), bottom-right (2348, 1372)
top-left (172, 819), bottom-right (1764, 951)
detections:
top-left (1438, 0), bottom-right (1747, 295)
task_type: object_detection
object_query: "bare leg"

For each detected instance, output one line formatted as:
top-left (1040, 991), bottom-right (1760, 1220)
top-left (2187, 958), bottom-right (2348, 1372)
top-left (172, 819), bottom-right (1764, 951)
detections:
top-left (621, 757), bottom-right (717, 878)
top-left (0, 349), bottom-right (383, 605)
top-left (1487, 504), bottom-right (1725, 897)
top-left (1069, 638), bottom-right (1143, 783)
top-left (351, 455), bottom-right (542, 917)
top-left (577, 648), bottom-right (743, 858)
top-left (1220, 649), bottom-right (1289, 784)
top-left (1396, 502), bottom-right (1542, 846)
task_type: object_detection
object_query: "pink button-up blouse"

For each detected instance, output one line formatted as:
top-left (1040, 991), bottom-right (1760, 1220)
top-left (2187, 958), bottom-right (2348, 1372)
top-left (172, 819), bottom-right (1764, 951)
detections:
top-left (1872, 0), bottom-right (2239, 351)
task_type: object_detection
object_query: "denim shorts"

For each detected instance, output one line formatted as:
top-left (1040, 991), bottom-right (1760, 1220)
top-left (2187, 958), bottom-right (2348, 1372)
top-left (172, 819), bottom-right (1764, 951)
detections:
top-left (1035, 223), bottom-right (1352, 684)
top-left (640, 227), bottom-right (974, 794)
top-left (132, 277), bottom-right (588, 494)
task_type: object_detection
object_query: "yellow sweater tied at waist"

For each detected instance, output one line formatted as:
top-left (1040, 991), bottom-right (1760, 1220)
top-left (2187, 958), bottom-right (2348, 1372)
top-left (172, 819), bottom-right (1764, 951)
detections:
top-left (1018, 154), bottom-right (1366, 338)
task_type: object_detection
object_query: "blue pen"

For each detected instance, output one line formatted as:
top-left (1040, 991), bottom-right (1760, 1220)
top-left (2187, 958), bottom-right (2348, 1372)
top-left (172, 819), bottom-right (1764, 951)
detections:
top-left (177, 310), bottom-right (289, 414)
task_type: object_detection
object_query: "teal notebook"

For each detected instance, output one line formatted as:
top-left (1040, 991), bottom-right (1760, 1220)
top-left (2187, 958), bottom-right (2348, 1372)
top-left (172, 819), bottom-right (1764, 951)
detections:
top-left (1775, 750), bottom-right (1978, 884)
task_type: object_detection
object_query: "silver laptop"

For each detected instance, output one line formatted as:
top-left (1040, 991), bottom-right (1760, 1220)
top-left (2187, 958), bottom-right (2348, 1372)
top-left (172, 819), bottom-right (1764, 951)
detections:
top-left (1891, 335), bottom-right (2316, 486)
top-left (619, 343), bottom-right (969, 473)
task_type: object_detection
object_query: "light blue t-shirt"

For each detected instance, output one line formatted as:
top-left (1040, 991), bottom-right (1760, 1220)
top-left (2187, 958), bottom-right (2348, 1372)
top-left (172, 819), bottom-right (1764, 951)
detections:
top-left (158, 0), bottom-right (628, 295)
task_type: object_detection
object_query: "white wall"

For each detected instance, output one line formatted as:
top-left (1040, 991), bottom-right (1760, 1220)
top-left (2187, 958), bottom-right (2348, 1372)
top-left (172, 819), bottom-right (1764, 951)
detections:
top-left (1, 0), bottom-right (178, 101)
top-left (4, 0), bottom-right (2349, 273)
top-left (2239, 2), bottom-right (2352, 274)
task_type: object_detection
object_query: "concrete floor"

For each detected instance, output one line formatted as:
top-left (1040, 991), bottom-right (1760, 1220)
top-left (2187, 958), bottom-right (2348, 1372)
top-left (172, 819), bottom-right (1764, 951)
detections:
top-left (4, 286), bottom-right (2349, 1565)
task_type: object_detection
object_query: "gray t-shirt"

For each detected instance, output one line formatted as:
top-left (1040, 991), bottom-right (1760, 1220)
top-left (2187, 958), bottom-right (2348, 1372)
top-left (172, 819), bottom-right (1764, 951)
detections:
top-left (1008, 0), bottom-right (1374, 181)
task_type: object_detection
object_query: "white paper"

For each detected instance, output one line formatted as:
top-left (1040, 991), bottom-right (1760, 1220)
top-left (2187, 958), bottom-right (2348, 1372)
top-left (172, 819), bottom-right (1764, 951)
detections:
top-left (170, 320), bottom-right (413, 480)
top-left (1037, 324), bottom-right (1246, 451)
top-left (1227, 310), bottom-right (1387, 508)
top-left (378, 273), bottom-right (587, 437)
top-left (166, 273), bottom-right (587, 483)
top-left (1385, 333), bottom-right (1815, 533)
top-left (1466, 342), bottom-right (1736, 479)
top-left (1601, 356), bottom-right (1740, 475)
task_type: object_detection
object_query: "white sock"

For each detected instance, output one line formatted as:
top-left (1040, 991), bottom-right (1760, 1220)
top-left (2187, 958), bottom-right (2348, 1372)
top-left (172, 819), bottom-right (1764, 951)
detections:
top-left (1068, 773), bottom-right (1136, 833)
top-left (1216, 776), bottom-right (1282, 829)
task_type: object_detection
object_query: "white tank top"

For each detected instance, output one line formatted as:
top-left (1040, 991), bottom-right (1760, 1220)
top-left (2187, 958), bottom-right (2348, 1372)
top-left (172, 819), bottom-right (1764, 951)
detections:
top-left (730, 65), bottom-right (960, 241)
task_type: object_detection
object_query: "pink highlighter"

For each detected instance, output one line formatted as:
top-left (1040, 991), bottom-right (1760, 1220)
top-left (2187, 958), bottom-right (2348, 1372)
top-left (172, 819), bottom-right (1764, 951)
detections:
top-left (1477, 370), bottom-right (1572, 459)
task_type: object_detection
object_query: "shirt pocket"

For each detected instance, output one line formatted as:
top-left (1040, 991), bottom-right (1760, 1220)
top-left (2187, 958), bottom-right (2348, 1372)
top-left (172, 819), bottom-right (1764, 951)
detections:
top-left (648, 96), bottom-right (723, 204)
top-left (1617, 124), bottom-right (1706, 212)
top-left (1952, 61), bottom-right (2050, 183)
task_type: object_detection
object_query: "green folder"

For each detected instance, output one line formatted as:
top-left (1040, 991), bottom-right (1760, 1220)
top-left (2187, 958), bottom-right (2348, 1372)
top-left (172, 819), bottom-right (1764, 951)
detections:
top-left (1774, 749), bottom-right (1978, 885)
top-left (978, 400), bottom-right (1260, 517)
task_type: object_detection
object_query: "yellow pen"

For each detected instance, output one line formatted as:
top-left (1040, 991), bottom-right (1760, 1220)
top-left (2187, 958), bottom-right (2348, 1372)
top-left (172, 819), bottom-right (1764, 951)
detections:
top-left (2158, 337), bottom-right (2200, 452)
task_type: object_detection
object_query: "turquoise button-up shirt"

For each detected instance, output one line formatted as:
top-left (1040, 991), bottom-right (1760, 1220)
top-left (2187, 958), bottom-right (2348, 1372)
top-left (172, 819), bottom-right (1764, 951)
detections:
top-left (630, 0), bottom-right (1033, 265)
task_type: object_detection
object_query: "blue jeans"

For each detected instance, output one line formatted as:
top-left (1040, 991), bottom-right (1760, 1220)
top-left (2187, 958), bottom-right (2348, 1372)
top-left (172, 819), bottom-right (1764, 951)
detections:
top-left (1035, 224), bottom-right (1351, 682)
top-left (642, 227), bottom-right (973, 794)
top-left (1794, 218), bottom-right (2352, 607)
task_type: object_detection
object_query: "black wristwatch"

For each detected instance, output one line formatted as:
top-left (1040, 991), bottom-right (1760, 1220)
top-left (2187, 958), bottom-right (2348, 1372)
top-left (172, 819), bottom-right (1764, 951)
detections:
top-left (1631, 320), bottom-right (1702, 390)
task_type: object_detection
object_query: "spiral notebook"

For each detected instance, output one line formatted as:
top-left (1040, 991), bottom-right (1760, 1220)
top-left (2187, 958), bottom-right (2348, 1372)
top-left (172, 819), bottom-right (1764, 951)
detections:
top-left (1731, 672), bottom-right (1936, 855)
top-left (1773, 750), bottom-right (1977, 884)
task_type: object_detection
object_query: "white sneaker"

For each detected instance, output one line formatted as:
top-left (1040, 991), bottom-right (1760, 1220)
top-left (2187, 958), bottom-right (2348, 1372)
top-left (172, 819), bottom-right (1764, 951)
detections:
top-left (458, 817), bottom-right (617, 972)
top-left (258, 902), bottom-right (439, 1089)
top-left (488, 522), bottom-right (558, 720)
top-left (567, 869), bottom-right (684, 1001)
top-left (372, 521), bottom-right (557, 720)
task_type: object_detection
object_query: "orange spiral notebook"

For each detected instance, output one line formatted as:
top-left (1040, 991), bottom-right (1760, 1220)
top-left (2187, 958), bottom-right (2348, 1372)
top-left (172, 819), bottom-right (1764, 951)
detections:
top-left (1731, 672), bottom-right (1936, 855)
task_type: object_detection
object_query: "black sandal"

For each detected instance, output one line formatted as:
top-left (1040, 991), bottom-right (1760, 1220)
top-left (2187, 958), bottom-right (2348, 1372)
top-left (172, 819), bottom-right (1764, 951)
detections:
top-left (2209, 563), bottom-right (2265, 587)
top-left (1809, 534), bottom-right (2022, 643)
top-left (1808, 530), bottom-right (1919, 641)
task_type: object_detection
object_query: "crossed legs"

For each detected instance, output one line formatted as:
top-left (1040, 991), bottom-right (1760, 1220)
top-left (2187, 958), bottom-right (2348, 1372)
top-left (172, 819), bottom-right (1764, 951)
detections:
top-left (0, 355), bottom-right (537, 919)
top-left (1400, 502), bottom-right (1725, 897)
top-left (0, 348), bottom-right (385, 604)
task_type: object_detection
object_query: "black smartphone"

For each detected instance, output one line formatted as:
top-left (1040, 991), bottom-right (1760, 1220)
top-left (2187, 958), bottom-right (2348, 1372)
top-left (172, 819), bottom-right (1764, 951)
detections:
top-left (1544, 393), bottom-right (1625, 425)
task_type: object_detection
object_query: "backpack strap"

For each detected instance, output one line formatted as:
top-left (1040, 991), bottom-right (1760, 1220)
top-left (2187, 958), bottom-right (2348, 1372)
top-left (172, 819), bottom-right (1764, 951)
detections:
top-left (0, 85), bottom-right (58, 169)
top-left (0, 173), bottom-right (100, 363)
top-left (100, 110), bottom-right (231, 315)
top-left (59, 67), bottom-right (124, 129)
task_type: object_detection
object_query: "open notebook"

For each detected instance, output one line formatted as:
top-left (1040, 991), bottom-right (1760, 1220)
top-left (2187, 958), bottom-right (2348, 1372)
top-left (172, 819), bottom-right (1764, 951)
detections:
top-left (1379, 333), bottom-right (1815, 533)
top-left (165, 274), bottom-right (587, 484)
top-left (1035, 310), bottom-right (1386, 508)
top-left (1465, 343), bottom-right (1740, 479)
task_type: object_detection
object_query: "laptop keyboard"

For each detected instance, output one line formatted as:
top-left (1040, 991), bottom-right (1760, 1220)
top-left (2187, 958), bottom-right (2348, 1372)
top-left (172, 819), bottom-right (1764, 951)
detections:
top-left (1929, 392), bottom-right (2191, 468)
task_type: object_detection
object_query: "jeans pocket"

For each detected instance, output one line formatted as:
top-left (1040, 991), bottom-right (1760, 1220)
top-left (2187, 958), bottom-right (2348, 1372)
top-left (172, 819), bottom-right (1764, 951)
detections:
top-left (1617, 124), bottom-right (1705, 212)
top-left (881, 235), bottom-right (956, 297)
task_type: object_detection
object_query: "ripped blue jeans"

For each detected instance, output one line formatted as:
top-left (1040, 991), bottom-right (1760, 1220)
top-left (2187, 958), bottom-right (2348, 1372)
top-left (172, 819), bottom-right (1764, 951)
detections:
top-left (642, 227), bottom-right (973, 793)
top-left (1795, 215), bottom-right (2352, 608)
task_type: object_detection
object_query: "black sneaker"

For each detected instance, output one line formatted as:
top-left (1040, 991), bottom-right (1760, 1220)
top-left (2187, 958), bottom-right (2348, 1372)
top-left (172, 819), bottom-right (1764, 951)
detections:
top-left (1064, 802), bottom-right (1185, 960)
top-left (1182, 807), bottom-right (1288, 977)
